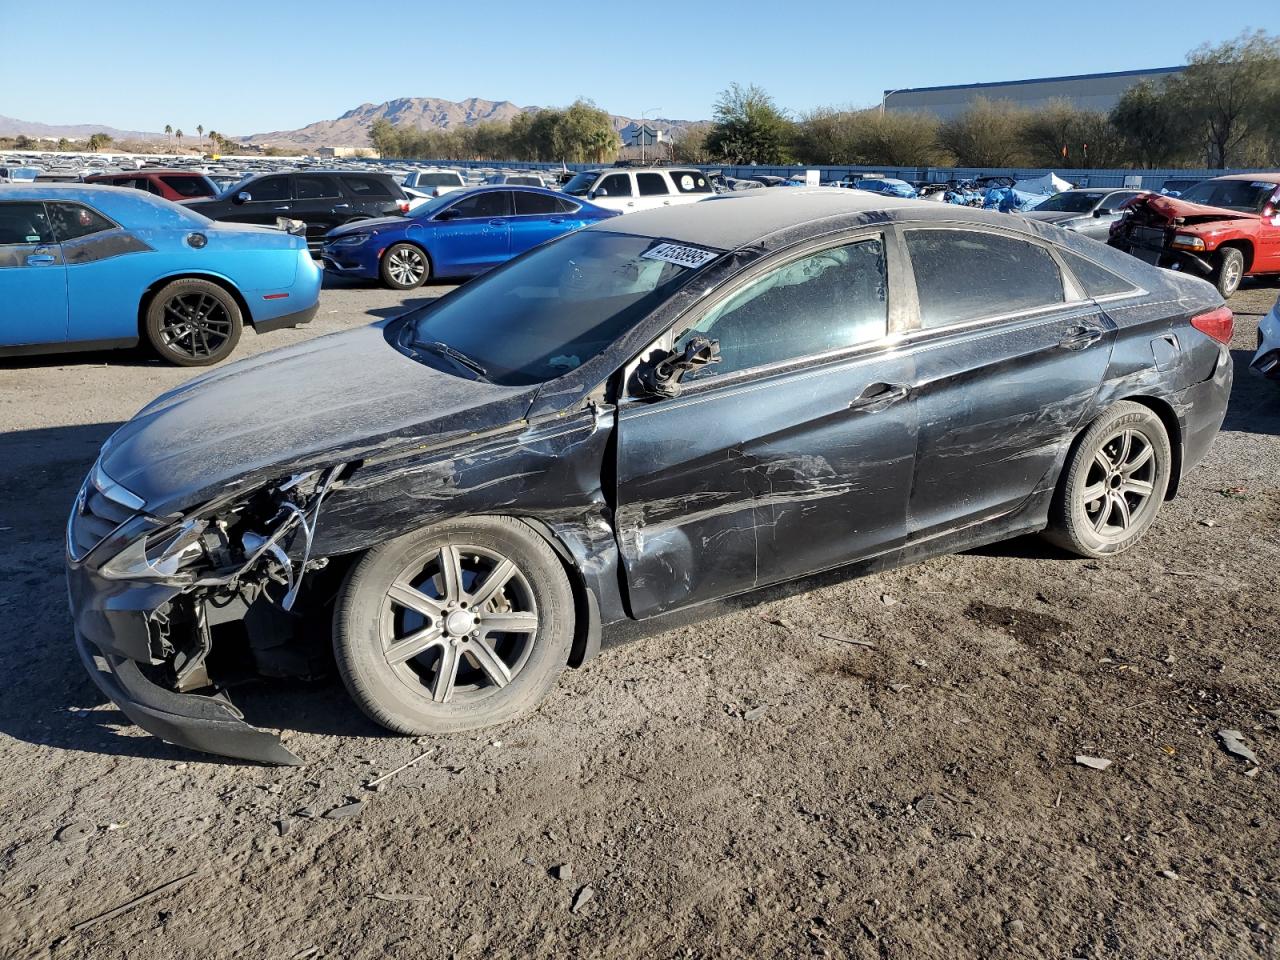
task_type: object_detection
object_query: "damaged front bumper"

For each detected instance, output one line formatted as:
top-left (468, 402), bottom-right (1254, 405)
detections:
top-left (65, 463), bottom-right (342, 765)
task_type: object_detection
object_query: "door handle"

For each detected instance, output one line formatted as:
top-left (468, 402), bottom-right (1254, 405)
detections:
top-left (488, 219), bottom-right (506, 227)
top-left (849, 382), bottom-right (910, 411)
top-left (626, 201), bottom-right (636, 207)
top-left (1059, 324), bottom-right (1104, 350)
top-left (549, 217), bottom-right (565, 224)
top-left (334, 203), bottom-right (350, 209)
top-left (26, 254), bottom-right (56, 266)
top-left (272, 205), bottom-right (291, 211)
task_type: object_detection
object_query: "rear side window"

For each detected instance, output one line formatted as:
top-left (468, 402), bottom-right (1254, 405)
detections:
top-left (245, 176), bottom-right (290, 202)
top-left (343, 175), bottom-right (393, 198)
top-left (0, 202), bottom-right (53, 245)
top-left (159, 175), bottom-right (214, 198)
top-left (1061, 251), bottom-right (1137, 299)
top-left (47, 202), bottom-right (115, 242)
top-left (671, 171), bottom-right (712, 194)
top-left (294, 175), bottom-right (341, 200)
top-left (598, 174), bottom-right (632, 198)
top-left (636, 173), bottom-right (669, 196)
top-left (513, 191), bottom-right (562, 216)
top-left (677, 238), bottom-right (889, 377)
top-left (905, 229), bottom-right (1064, 329)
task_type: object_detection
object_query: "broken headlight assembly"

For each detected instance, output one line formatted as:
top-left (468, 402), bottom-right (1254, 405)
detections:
top-left (100, 517), bottom-right (209, 583)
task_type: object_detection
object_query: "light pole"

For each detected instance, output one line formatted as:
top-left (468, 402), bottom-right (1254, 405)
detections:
top-left (640, 106), bottom-right (661, 163)
top-left (880, 89), bottom-right (904, 116)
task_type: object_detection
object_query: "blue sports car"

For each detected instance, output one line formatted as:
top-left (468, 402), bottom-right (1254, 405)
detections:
top-left (321, 185), bottom-right (618, 289)
top-left (0, 184), bottom-right (321, 366)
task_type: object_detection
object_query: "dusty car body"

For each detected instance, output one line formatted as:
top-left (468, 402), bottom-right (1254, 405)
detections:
top-left (67, 190), bottom-right (1234, 764)
top-left (1252, 299), bottom-right (1280, 380)
top-left (1022, 188), bottom-right (1148, 241)
top-left (1109, 174), bottom-right (1280, 296)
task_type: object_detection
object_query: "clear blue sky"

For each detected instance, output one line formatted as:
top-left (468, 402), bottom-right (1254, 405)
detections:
top-left (2, 0), bottom-right (1267, 134)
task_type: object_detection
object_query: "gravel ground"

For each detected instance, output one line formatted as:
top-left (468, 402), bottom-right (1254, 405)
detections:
top-left (0, 274), bottom-right (1277, 960)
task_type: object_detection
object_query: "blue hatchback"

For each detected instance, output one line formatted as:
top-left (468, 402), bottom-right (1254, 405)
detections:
top-left (321, 185), bottom-right (618, 289)
top-left (0, 184), bottom-right (321, 366)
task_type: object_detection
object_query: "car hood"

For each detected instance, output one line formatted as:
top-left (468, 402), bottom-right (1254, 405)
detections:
top-left (1124, 193), bottom-right (1258, 227)
top-left (99, 323), bottom-right (535, 514)
top-left (325, 216), bottom-right (411, 238)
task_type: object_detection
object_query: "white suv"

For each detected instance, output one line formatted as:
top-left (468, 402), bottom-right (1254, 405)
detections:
top-left (402, 168), bottom-right (466, 197)
top-left (561, 166), bottom-right (713, 213)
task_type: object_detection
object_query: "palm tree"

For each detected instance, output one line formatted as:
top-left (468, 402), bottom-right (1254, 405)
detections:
top-left (197, 124), bottom-right (204, 148)
top-left (164, 123), bottom-right (172, 147)
top-left (175, 129), bottom-right (184, 150)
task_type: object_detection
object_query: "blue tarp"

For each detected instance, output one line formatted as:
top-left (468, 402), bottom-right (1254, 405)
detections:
top-left (983, 186), bottom-right (1047, 212)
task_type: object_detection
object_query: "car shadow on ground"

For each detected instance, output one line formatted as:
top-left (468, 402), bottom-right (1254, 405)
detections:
top-left (1224, 348), bottom-right (1279, 437)
top-left (0, 345), bottom-right (161, 371)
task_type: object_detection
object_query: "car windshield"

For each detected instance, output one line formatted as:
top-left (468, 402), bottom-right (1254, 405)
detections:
top-left (403, 231), bottom-right (719, 386)
top-left (562, 172), bottom-right (599, 197)
top-left (415, 172), bottom-right (463, 187)
top-left (1178, 179), bottom-right (1276, 213)
top-left (1034, 192), bottom-right (1105, 213)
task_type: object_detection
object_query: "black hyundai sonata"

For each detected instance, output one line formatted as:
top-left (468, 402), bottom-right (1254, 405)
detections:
top-left (67, 190), bottom-right (1233, 764)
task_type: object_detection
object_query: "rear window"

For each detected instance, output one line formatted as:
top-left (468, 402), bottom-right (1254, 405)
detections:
top-left (1178, 178), bottom-right (1277, 213)
top-left (415, 172), bottom-right (464, 187)
top-left (636, 173), bottom-right (669, 196)
top-left (513, 191), bottom-right (563, 216)
top-left (159, 175), bottom-right (215, 198)
top-left (1061, 251), bottom-right (1136, 299)
top-left (295, 175), bottom-right (342, 199)
top-left (670, 171), bottom-right (711, 194)
top-left (906, 229), bottom-right (1064, 329)
top-left (47, 202), bottom-right (115, 242)
top-left (342, 175), bottom-right (394, 198)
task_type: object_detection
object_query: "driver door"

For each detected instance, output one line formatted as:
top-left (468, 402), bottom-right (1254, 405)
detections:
top-left (614, 233), bottom-right (918, 618)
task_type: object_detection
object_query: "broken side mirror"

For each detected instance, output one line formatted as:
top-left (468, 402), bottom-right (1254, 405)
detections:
top-left (636, 336), bottom-right (720, 399)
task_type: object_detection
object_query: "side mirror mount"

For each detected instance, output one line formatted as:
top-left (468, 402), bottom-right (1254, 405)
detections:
top-left (1094, 207), bottom-right (1111, 217)
top-left (636, 336), bottom-right (720, 399)
top-left (233, 191), bottom-right (251, 205)
top-left (590, 188), bottom-right (605, 199)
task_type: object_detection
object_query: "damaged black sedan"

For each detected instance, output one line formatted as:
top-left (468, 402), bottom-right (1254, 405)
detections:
top-left (67, 190), bottom-right (1233, 764)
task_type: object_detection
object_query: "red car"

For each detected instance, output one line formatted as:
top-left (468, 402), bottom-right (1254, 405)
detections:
top-left (1109, 173), bottom-right (1280, 296)
top-left (82, 169), bottom-right (219, 202)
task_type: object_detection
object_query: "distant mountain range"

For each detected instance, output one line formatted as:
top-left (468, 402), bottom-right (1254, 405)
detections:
top-left (1, 97), bottom-right (705, 150)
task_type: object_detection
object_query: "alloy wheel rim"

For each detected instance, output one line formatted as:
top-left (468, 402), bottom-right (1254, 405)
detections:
top-left (1081, 428), bottom-right (1157, 542)
top-left (380, 544), bottom-right (538, 704)
top-left (160, 293), bottom-right (232, 358)
top-left (388, 247), bottom-right (425, 285)
top-left (1224, 259), bottom-right (1241, 291)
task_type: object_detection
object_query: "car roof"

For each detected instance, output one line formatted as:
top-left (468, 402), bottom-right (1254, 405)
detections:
top-left (0, 182), bottom-right (149, 201)
top-left (588, 189), bottom-right (923, 249)
top-left (86, 168), bottom-right (202, 177)
top-left (1205, 173), bottom-right (1280, 184)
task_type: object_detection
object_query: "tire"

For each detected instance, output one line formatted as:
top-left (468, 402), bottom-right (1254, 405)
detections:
top-left (333, 516), bottom-right (575, 735)
top-left (1212, 246), bottom-right (1244, 298)
top-left (144, 278), bottom-right (242, 366)
top-left (1044, 401), bottom-right (1172, 558)
top-left (380, 243), bottom-right (430, 289)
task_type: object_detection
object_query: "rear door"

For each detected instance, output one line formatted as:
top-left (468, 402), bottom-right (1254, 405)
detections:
top-left (0, 201), bottom-right (67, 347)
top-left (899, 226), bottom-right (1115, 539)
top-left (431, 191), bottom-right (512, 274)
top-left (633, 172), bottom-right (672, 211)
top-left (615, 232), bottom-right (917, 617)
top-left (341, 174), bottom-right (403, 218)
top-left (509, 190), bottom-right (577, 255)
top-left (292, 173), bottom-right (345, 243)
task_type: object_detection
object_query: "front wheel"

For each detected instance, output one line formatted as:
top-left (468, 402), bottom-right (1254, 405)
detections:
top-left (144, 278), bottom-right (243, 366)
top-left (380, 243), bottom-right (429, 289)
top-left (1212, 246), bottom-right (1244, 298)
top-left (333, 517), bottom-right (575, 735)
top-left (1044, 401), bottom-right (1172, 558)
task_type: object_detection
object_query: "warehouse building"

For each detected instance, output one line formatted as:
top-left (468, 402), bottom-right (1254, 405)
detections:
top-left (883, 66), bottom-right (1185, 118)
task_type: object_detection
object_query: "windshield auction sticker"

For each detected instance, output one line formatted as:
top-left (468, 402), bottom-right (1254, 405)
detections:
top-left (642, 242), bottom-right (718, 269)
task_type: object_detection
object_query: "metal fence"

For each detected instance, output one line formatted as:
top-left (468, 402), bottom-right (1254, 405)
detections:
top-left (399, 158), bottom-right (1273, 193)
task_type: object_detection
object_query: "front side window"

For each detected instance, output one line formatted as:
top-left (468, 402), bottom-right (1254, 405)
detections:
top-left (242, 176), bottom-right (289, 202)
top-left (47, 202), bottom-right (114, 242)
top-left (342, 175), bottom-right (393, 198)
top-left (445, 191), bottom-right (511, 219)
top-left (1101, 191), bottom-right (1138, 211)
top-left (0, 202), bottom-right (53, 245)
top-left (294, 175), bottom-right (341, 200)
top-left (1035, 192), bottom-right (1104, 213)
top-left (905, 229), bottom-right (1064, 329)
top-left (676, 238), bottom-right (888, 378)
top-left (636, 173), bottom-right (669, 196)
top-left (404, 231), bottom-right (716, 385)
top-left (597, 174), bottom-right (632, 198)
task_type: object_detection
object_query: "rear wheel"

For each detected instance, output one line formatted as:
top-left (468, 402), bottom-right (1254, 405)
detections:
top-left (1212, 246), bottom-right (1244, 298)
top-left (144, 278), bottom-right (242, 366)
top-left (380, 243), bottom-right (429, 289)
top-left (1045, 401), bottom-right (1172, 558)
top-left (333, 517), bottom-right (574, 735)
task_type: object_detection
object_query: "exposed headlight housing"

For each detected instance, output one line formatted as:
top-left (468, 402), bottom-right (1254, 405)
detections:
top-left (1171, 233), bottom-right (1206, 251)
top-left (100, 517), bottom-right (209, 583)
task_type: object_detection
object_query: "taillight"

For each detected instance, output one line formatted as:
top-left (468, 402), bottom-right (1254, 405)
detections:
top-left (399, 201), bottom-right (410, 213)
top-left (1190, 306), bottom-right (1234, 344)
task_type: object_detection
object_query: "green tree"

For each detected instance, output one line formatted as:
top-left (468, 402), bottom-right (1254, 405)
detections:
top-left (164, 123), bottom-right (172, 146)
top-left (86, 132), bottom-right (113, 151)
top-left (1109, 81), bottom-right (1194, 168)
top-left (939, 98), bottom-right (1030, 167)
top-left (174, 128), bottom-right (184, 149)
top-left (56, 137), bottom-right (70, 151)
top-left (196, 124), bottom-right (204, 149)
top-left (1167, 30), bottom-right (1280, 167)
top-left (705, 83), bottom-right (794, 164)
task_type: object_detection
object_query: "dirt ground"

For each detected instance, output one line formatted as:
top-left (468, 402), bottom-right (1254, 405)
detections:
top-left (1, 274), bottom-right (1277, 960)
